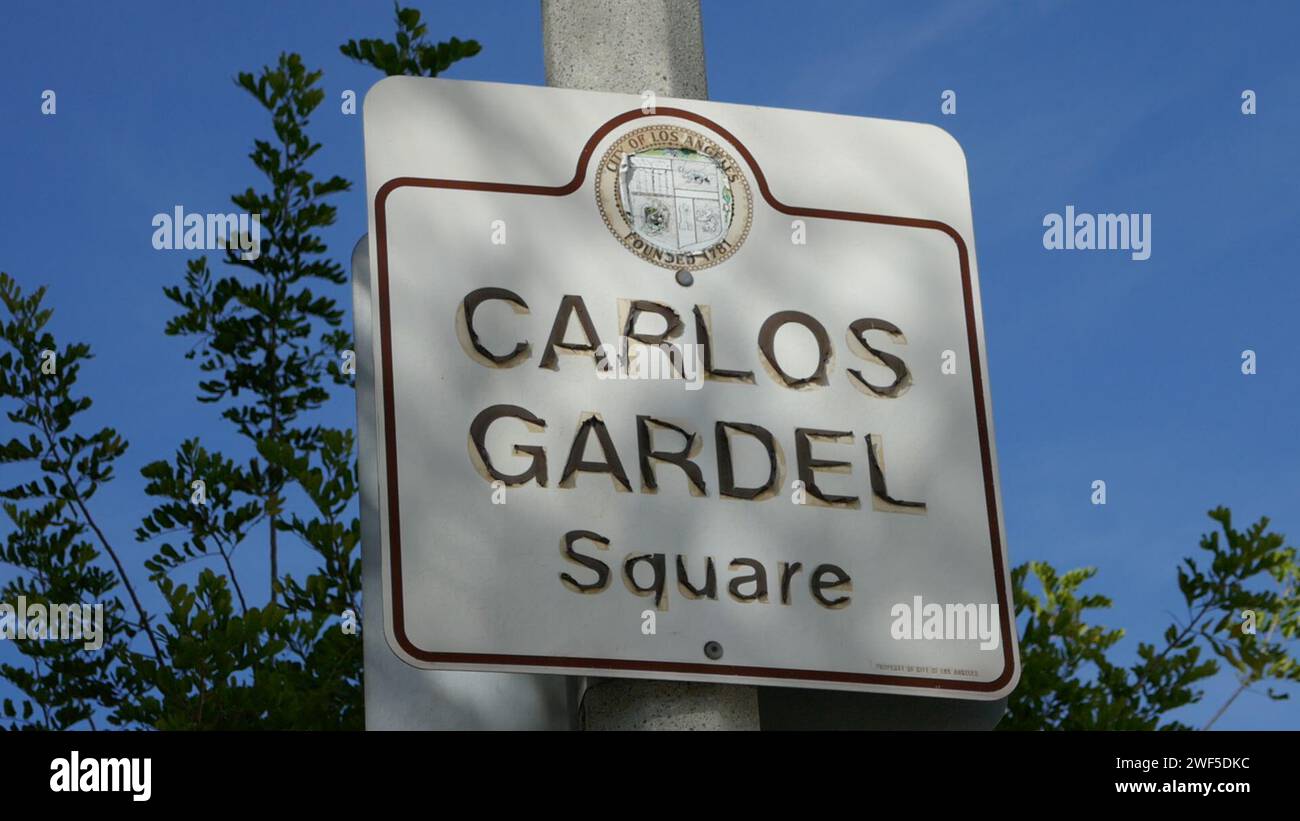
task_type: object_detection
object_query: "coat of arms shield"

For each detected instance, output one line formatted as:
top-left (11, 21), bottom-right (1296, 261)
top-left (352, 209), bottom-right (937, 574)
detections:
top-left (618, 148), bottom-right (733, 255)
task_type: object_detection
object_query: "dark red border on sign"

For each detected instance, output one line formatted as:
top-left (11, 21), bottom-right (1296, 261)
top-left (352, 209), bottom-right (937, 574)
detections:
top-left (373, 107), bottom-right (1016, 694)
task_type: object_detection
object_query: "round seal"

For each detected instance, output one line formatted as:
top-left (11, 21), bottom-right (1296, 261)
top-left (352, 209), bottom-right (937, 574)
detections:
top-left (596, 125), bottom-right (752, 272)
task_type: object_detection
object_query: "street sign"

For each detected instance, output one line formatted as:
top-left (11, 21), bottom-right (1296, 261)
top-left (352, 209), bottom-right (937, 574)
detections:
top-left (361, 77), bottom-right (1018, 699)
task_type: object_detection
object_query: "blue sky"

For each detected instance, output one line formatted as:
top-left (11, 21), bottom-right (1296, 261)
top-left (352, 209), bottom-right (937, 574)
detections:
top-left (1, 0), bottom-right (1297, 729)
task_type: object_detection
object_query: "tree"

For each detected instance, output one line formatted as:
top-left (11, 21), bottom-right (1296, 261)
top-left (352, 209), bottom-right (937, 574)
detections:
top-left (341, 2), bottom-right (481, 77)
top-left (1003, 508), bottom-right (1300, 730)
top-left (0, 272), bottom-right (142, 729)
top-left (0, 5), bottom-right (479, 730)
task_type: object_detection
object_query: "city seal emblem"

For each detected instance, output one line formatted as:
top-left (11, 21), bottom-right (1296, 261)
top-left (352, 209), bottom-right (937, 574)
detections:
top-left (596, 125), bottom-right (752, 272)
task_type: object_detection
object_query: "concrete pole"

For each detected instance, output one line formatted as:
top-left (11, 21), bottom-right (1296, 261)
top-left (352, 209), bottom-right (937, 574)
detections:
top-left (541, 0), bottom-right (760, 730)
top-left (542, 0), bottom-right (708, 100)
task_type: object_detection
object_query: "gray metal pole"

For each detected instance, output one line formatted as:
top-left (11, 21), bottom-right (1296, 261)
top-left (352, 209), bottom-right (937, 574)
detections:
top-left (541, 0), bottom-right (760, 731)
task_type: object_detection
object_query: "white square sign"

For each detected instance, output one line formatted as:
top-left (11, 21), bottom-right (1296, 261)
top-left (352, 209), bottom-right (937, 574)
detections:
top-left (361, 77), bottom-right (1018, 699)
